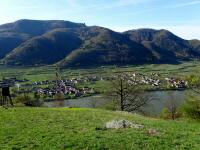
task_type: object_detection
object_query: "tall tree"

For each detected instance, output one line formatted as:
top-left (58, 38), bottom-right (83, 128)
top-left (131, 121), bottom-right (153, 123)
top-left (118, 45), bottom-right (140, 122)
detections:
top-left (110, 73), bottom-right (151, 112)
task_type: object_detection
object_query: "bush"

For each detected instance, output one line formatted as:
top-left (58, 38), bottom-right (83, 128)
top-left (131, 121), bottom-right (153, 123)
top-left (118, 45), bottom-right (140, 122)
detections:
top-left (160, 107), bottom-right (182, 120)
top-left (160, 108), bottom-right (171, 119)
top-left (15, 94), bottom-right (43, 107)
top-left (15, 94), bottom-right (31, 104)
top-left (53, 93), bottom-right (65, 107)
top-left (182, 97), bottom-right (200, 120)
top-left (105, 101), bottom-right (119, 111)
top-left (54, 93), bottom-right (65, 100)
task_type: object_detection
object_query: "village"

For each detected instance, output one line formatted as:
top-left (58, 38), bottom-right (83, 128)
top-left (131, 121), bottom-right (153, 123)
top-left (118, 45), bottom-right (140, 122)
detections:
top-left (114, 72), bottom-right (188, 89)
top-left (33, 78), bottom-right (97, 99)
top-left (0, 72), bottom-right (188, 101)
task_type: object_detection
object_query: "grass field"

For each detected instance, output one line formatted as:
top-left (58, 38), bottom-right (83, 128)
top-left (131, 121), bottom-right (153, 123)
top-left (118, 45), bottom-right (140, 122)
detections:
top-left (2, 61), bottom-right (200, 81)
top-left (0, 107), bottom-right (199, 150)
top-left (0, 62), bottom-right (200, 149)
top-left (1, 61), bottom-right (200, 94)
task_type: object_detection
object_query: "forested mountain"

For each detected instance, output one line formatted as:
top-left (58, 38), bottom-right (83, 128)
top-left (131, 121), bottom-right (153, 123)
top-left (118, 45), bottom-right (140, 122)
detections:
top-left (0, 20), bottom-right (200, 67)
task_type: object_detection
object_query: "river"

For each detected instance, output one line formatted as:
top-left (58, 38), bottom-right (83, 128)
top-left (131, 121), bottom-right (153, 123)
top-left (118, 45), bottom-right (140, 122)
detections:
top-left (43, 90), bottom-right (187, 116)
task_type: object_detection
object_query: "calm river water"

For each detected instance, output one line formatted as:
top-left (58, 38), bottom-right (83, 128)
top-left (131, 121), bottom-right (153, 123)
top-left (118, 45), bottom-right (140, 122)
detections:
top-left (43, 90), bottom-right (187, 116)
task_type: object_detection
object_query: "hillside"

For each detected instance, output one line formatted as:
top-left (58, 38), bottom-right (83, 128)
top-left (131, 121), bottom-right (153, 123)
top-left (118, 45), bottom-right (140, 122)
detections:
top-left (3, 26), bottom-right (158, 66)
top-left (0, 107), bottom-right (199, 149)
top-left (3, 29), bottom-right (82, 65)
top-left (0, 19), bottom-right (85, 59)
top-left (124, 29), bottom-right (200, 61)
top-left (189, 39), bottom-right (200, 51)
top-left (1, 20), bottom-right (200, 67)
top-left (57, 27), bottom-right (157, 67)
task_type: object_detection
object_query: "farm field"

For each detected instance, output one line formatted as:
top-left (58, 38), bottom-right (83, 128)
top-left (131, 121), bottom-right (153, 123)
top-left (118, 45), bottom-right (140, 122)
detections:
top-left (0, 61), bottom-right (199, 99)
top-left (1, 61), bottom-right (200, 81)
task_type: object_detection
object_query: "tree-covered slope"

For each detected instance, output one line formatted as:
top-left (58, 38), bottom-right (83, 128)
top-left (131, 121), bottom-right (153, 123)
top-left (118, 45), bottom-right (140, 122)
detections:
top-left (58, 27), bottom-right (156, 67)
top-left (0, 19), bottom-right (85, 59)
top-left (124, 29), bottom-right (200, 61)
top-left (1, 20), bottom-right (200, 67)
top-left (3, 29), bottom-right (82, 65)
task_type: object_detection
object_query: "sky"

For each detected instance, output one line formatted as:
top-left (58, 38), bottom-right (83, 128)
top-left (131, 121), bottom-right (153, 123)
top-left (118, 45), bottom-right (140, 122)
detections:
top-left (0, 0), bottom-right (199, 40)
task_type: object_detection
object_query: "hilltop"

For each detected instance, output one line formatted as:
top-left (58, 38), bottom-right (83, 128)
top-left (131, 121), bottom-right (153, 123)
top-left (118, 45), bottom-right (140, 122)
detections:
top-left (0, 20), bottom-right (200, 67)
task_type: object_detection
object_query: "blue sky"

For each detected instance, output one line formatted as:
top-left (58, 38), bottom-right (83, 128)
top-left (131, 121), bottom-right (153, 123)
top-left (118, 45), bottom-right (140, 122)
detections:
top-left (0, 0), bottom-right (200, 39)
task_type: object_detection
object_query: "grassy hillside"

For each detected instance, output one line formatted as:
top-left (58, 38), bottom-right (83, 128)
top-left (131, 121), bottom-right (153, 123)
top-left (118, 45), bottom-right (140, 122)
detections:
top-left (0, 107), bottom-right (199, 149)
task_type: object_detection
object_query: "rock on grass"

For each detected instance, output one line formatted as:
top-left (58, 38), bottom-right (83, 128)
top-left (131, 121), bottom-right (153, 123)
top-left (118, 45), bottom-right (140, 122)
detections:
top-left (105, 120), bottom-right (144, 129)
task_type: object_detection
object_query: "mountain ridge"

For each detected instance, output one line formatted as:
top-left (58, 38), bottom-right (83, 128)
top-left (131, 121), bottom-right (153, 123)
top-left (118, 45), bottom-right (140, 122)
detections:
top-left (0, 19), bottom-right (200, 67)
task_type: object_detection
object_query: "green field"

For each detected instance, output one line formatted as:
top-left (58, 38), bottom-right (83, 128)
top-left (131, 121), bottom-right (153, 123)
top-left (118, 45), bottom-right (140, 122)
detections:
top-left (2, 61), bottom-right (200, 82)
top-left (1, 62), bottom-right (200, 149)
top-left (0, 107), bottom-right (199, 150)
top-left (1, 61), bottom-right (200, 93)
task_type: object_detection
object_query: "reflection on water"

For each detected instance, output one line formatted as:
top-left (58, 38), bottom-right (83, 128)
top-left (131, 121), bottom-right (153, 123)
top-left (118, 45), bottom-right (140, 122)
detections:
top-left (43, 95), bottom-right (108, 108)
top-left (140, 90), bottom-right (186, 116)
top-left (43, 90), bottom-right (186, 116)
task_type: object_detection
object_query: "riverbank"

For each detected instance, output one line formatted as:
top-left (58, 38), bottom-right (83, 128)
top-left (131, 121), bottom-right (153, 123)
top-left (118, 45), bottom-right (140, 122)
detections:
top-left (42, 90), bottom-right (187, 116)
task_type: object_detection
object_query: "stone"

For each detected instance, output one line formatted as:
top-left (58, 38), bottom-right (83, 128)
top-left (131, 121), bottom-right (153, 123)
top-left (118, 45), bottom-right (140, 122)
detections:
top-left (105, 120), bottom-right (144, 129)
top-left (147, 128), bottom-right (161, 136)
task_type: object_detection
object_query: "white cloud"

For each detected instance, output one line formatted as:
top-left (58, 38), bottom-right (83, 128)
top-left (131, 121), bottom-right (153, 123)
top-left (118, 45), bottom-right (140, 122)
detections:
top-left (167, 0), bottom-right (200, 8)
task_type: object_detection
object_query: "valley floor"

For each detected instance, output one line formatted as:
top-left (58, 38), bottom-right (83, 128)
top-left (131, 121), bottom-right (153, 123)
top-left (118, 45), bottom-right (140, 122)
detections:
top-left (0, 107), bottom-right (199, 150)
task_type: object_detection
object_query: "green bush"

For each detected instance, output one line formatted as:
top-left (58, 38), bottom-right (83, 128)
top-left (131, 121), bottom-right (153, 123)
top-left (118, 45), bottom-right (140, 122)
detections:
top-left (15, 94), bottom-right (43, 107)
top-left (182, 97), bottom-right (200, 120)
top-left (54, 93), bottom-right (65, 100)
top-left (160, 108), bottom-right (171, 119)
top-left (15, 94), bottom-right (31, 104)
top-left (160, 107), bottom-right (182, 120)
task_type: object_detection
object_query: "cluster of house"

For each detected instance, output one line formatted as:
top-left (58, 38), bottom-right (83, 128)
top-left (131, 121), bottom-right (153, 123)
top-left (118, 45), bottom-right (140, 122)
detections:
top-left (165, 77), bottom-right (188, 89)
top-left (119, 73), bottom-right (161, 87)
top-left (116, 73), bottom-right (188, 89)
top-left (0, 73), bottom-right (188, 99)
top-left (33, 76), bottom-right (102, 98)
top-left (35, 81), bottom-right (95, 98)
top-left (33, 76), bottom-right (103, 86)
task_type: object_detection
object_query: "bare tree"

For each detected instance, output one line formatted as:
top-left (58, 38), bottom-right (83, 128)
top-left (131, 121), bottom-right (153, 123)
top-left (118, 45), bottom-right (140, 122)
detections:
top-left (110, 73), bottom-right (151, 112)
top-left (165, 91), bottom-right (180, 120)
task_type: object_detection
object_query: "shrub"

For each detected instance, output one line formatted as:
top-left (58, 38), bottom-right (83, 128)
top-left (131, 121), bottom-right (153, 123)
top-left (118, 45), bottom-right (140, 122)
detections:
top-left (15, 94), bottom-right (31, 104)
top-left (160, 108), bottom-right (171, 119)
top-left (54, 93), bottom-right (65, 100)
top-left (182, 97), bottom-right (200, 120)
top-left (160, 107), bottom-right (182, 120)
top-left (15, 94), bottom-right (43, 107)
top-left (103, 99), bottom-right (119, 111)
top-left (53, 93), bottom-right (65, 107)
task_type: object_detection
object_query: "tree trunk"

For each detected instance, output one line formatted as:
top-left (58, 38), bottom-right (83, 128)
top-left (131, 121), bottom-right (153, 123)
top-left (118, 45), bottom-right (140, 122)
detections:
top-left (120, 78), bottom-right (124, 111)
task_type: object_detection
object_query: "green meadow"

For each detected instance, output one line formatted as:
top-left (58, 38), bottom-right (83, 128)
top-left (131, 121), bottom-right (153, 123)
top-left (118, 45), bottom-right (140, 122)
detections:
top-left (1, 61), bottom-right (200, 82)
top-left (0, 107), bottom-right (199, 150)
top-left (0, 62), bottom-right (200, 149)
top-left (1, 61), bottom-right (200, 92)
